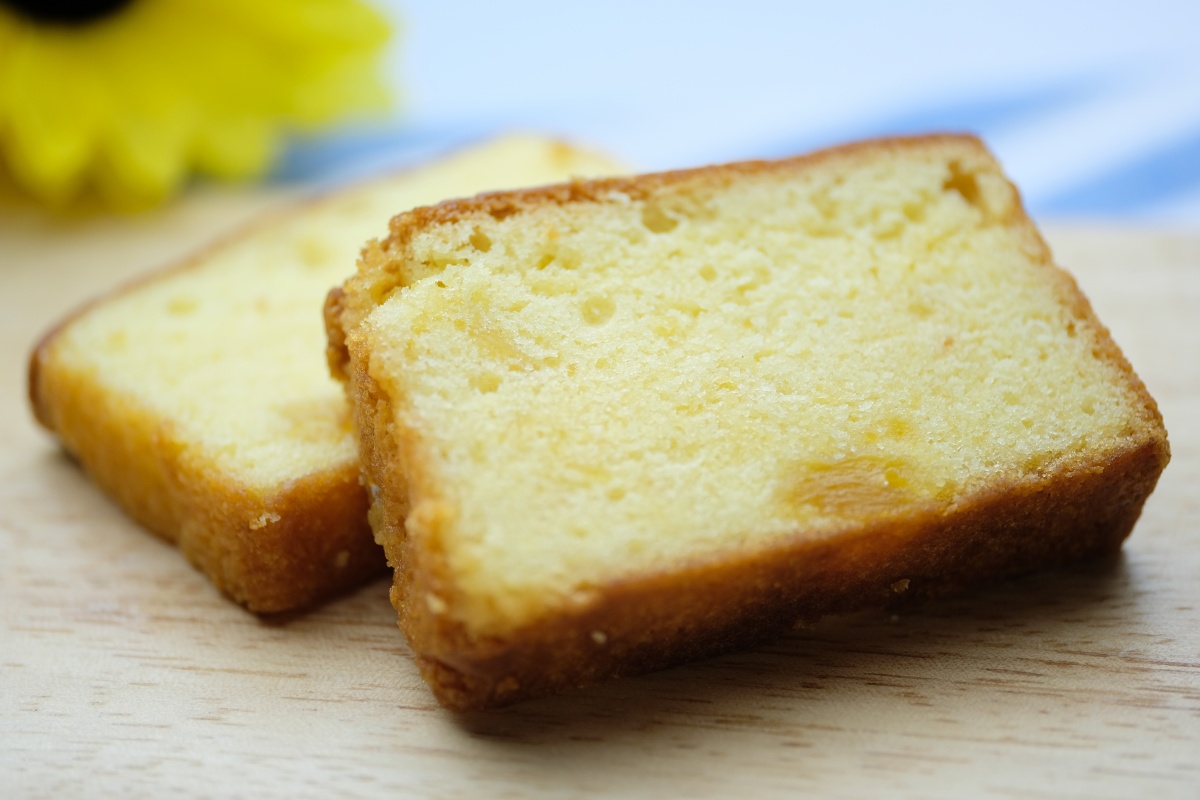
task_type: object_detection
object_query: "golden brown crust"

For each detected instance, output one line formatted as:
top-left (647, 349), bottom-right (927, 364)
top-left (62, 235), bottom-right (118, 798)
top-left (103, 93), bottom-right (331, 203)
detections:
top-left (25, 180), bottom-right (404, 614)
top-left (322, 286), bottom-right (351, 382)
top-left (329, 133), bottom-right (1171, 709)
top-left (387, 133), bottom-right (987, 232)
top-left (361, 368), bottom-right (1166, 711)
top-left (30, 341), bottom-right (382, 612)
top-left (411, 440), bottom-right (1166, 710)
top-left (373, 420), bottom-right (1166, 710)
top-left (327, 235), bottom-right (399, 378)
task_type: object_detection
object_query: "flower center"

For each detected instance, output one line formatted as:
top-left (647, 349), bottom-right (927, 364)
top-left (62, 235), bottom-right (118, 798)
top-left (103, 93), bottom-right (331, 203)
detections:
top-left (2, 0), bottom-right (133, 24)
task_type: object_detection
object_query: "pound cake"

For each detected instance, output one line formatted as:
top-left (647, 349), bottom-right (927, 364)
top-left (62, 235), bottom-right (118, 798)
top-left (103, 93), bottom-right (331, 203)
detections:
top-left (28, 135), bottom-right (623, 613)
top-left (328, 134), bottom-right (1169, 709)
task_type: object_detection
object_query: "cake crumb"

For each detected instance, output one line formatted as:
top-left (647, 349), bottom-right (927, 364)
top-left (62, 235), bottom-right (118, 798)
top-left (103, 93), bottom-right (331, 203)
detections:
top-left (249, 512), bottom-right (281, 530)
top-left (591, 630), bottom-right (608, 645)
top-left (334, 550), bottom-right (350, 568)
top-left (890, 578), bottom-right (911, 593)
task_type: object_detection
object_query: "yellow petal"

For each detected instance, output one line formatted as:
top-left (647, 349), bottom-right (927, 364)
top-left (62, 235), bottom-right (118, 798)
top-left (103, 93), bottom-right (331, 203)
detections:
top-left (288, 49), bottom-right (393, 125)
top-left (192, 117), bottom-right (277, 178)
top-left (0, 0), bottom-right (395, 209)
top-left (199, 0), bottom-right (392, 53)
top-left (0, 27), bottom-right (105, 203)
top-left (97, 51), bottom-right (194, 200)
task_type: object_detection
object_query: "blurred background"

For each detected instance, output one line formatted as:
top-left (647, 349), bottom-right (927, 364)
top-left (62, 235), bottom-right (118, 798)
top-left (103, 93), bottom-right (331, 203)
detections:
top-left (283, 0), bottom-right (1200, 227)
top-left (2, 0), bottom-right (1198, 225)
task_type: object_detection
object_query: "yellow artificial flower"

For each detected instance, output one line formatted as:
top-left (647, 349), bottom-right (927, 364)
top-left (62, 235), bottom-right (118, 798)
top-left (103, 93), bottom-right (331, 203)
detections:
top-left (0, 0), bottom-right (392, 209)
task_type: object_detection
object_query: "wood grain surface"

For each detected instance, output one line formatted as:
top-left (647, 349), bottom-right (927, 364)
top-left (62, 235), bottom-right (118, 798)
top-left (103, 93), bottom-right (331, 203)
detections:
top-left (1, 193), bottom-right (1197, 798)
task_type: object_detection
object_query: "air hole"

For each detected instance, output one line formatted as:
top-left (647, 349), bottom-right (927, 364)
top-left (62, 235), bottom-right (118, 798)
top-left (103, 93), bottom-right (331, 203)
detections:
top-left (487, 204), bottom-right (517, 221)
top-left (581, 296), bottom-right (616, 325)
top-left (943, 161), bottom-right (983, 209)
top-left (430, 254), bottom-right (469, 271)
top-left (651, 320), bottom-right (677, 339)
top-left (884, 467), bottom-right (908, 489)
top-left (469, 229), bottom-right (492, 252)
top-left (908, 300), bottom-right (933, 319)
top-left (1081, 398), bottom-right (1095, 415)
top-left (167, 297), bottom-right (196, 315)
top-left (699, 264), bottom-right (717, 282)
top-left (902, 201), bottom-right (927, 223)
top-left (885, 417), bottom-right (912, 439)
top-left (812, 188), bottom-right (839, 220)
top-left (559, 249), bottom-right (582, 270)
top-left (470, 372), bottom-right (502, 393)
top-left (641, 202), bottom-right (678, 233)
top-left (368, 276), bottom-right (400, 305)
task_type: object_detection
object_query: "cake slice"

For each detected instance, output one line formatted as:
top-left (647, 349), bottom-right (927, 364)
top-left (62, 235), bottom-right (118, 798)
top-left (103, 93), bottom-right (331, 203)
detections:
top-left (328, 134), bottom-right (1169, 709)
top-left (28, 135), bottom-right (623, 613)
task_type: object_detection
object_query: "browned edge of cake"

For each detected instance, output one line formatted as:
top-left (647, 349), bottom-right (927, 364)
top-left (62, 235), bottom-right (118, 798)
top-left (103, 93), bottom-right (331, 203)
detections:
top-left (22, 163), bottom-right (441, 612)
top-left (28, 270), bottom-right (381, 614)
top-left (328, 133), bottom-right (1171, 708)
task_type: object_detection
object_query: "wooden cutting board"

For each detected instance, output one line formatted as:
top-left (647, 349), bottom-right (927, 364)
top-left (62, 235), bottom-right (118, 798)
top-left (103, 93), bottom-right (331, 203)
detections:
top-left (2, 192), bottom-right (1197, 798)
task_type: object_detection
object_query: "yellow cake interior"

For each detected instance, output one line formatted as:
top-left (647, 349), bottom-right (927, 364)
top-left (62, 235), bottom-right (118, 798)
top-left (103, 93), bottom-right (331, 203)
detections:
top-left (47, 137), bottom-right (623, 496)
top-left (362, 144), bottom-right (1153, 632)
